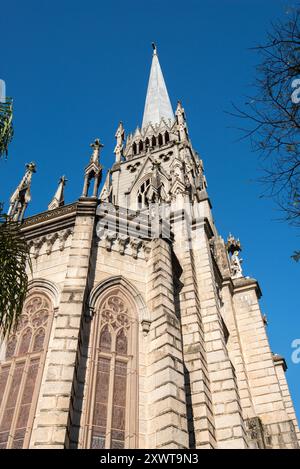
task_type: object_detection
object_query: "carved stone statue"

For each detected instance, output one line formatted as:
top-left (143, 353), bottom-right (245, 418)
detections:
top-left (114, 122), bottom-right (125, 163)
top-left (226, 234), bottom-right (243, 279)
top-left (230, 250), bottom-right (243, 279)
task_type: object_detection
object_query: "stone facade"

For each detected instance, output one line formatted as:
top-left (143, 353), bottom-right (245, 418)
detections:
top-left (0, 47), bottom-right (299, 449)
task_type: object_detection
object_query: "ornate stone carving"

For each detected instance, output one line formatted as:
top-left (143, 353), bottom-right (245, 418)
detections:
top-left (29, 228), bottom-right (73, 258)
top-left (142, 242), bottom-right (151, 261)
top-left (98, 230), bottom-right (150, 260)
top-left (130, 238), bottom-right (142, 259)
top-left (100, 295), bottom-right (130, 331)
top-left (245, 417), bottom-right (268, 449)
top-left (141, 319), bottom-right (151, 336)
top-left (116, 235), bottom-right (129, 255)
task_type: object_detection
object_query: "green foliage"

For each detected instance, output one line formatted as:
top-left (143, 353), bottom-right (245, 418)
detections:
top-left (0, 97), bottom-right (14, 158)
top-left (0, 207), bottom-right (30, 337)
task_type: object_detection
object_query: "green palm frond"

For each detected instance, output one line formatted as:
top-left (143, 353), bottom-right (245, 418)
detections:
top-left (0, 209), bottom-right (30, 337)
top-left (0, 97), bottom-right (14, 158)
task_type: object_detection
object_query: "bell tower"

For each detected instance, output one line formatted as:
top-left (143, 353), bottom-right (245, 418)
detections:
top-left (105, 45), bottom-right (207, 215)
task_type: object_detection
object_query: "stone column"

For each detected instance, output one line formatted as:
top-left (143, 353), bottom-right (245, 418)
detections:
top-left (145, 238), bottom-right (189, 449)
top-left (172, 204), bottom-right (216, 449)
top-left (192, 221), bottom-right (248, 448)
top-left (221, 279), bottom-right (256, 421)
top-left (29, 198), bottom-right (97, 448)
top-left (232, 279), bottom-right (291, 429)
top-left (273, 357), bottom-right (300, 446)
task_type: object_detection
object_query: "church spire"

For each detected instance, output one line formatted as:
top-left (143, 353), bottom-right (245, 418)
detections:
top-left (141, 44), bottom-right (174, 130)
top-left (81, 139), bottom-right (103, 198)
top-left (48, 175), bottom-right (67, 210)
top-left (7, 162), bottom-right (36, 221)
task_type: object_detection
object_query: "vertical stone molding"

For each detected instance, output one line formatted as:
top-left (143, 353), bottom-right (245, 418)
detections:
top-left (192, 222), bottom-right (248, 448)
top-left (145, 238), bottom-right (189, 449)
top-left (221, 280), bottom-right (256, 421)
top-left (29, 199), bottom-right (97, 448)
top-left (273, 357), bottom-right (300, 445)
top-left (232, 278), bottom-right (299, 447)
top-left (172, 205), bottom-right (216, 449)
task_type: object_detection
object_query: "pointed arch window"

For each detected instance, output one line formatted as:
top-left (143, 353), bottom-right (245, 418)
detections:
top-left (85, 288), bottom-right (138, 449)
top-left (0, 293), bottom-right (53, 449)
top-left (158, 134), bottom-right (163, 146)
top-left (137, 178), bottom-right (151, 208)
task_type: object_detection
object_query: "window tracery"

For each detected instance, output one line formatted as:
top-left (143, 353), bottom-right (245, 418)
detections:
top-left (0, 293), bottom-right (53, 449)
top-left (85, 288), bottom-right (138, 449)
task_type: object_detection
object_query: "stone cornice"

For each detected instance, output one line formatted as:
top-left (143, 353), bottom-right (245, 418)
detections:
top-left (232, 276), bottom-right (262, 299)
top-left (21, 203), bottom-right (77, 239)
top-left (77, 197), bottom-right (98, 216)
top-left (273, 353), bottom-right (288, 372)
top-left (197, 189), bottom-right (212, 208)
top-left (191, 216), bottom-right (214, 240)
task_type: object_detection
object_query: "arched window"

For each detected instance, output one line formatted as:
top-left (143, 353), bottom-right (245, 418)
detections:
top-left (138, 140), bottom-right (143, 153)
top-left (151, 136), bottom-right (156, 147)
top-left (85, 288), bottom-right (138, 449)
top-left (0, 293), bottom-right (53, 449)
top-left (158, 134), bottom-right (163, 146)
top-left (137, 178), bottom-right (151, 208)
top-left (145, 138), bottom-right (150, 149)
top-left (132, 142), bottom-right (137, 156)
top-left (164, 131), bottom-right (169, 144)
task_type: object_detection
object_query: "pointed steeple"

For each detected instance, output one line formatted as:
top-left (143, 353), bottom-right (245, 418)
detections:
top-left (48, 175), bottom-right (67, 210)
top-left (176, 100), bottom-right (189, 142)
top-left (142, 44), bottom-right (174, 130)
top-left (8, 162), bottom-right (36, 221)
top-left (114, 122), bottom-right (125, 163)
top-left (81, 138), bottom-right (103, 198)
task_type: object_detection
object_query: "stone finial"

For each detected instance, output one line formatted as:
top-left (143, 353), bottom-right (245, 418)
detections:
top-left (114, 122), bottom-right (125, 163)
top-left (175, 100), bottom-right (188, 142)
top-left (82, 139), bottom-right (103, 198)
top-left (99, 170), bottom-right (112, 202)
top-left (48, 175), bottom-right (67, 210)
top-left (7, 162), bottom-right (36, 221)
top-left (25, 162), bottom-right (37, 173)
top-left (90, 138), bottom-right (104, 164)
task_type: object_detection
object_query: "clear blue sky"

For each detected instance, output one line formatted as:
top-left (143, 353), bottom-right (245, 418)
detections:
top-left (1, 0), bottom-right (299, 423)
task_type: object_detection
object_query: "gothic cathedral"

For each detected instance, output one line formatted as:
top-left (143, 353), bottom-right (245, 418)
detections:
top-left (1, 45), bottom-right (299, 449)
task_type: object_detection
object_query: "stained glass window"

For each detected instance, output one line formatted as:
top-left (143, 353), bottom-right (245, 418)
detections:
top-left (86, 288), bottom-right (137, 449)
top-left (0, 293), bottom-right (52, 449)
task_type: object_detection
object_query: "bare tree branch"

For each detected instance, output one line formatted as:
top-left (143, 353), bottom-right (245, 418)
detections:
top-left (231, 6), bottom-right (300, 233)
